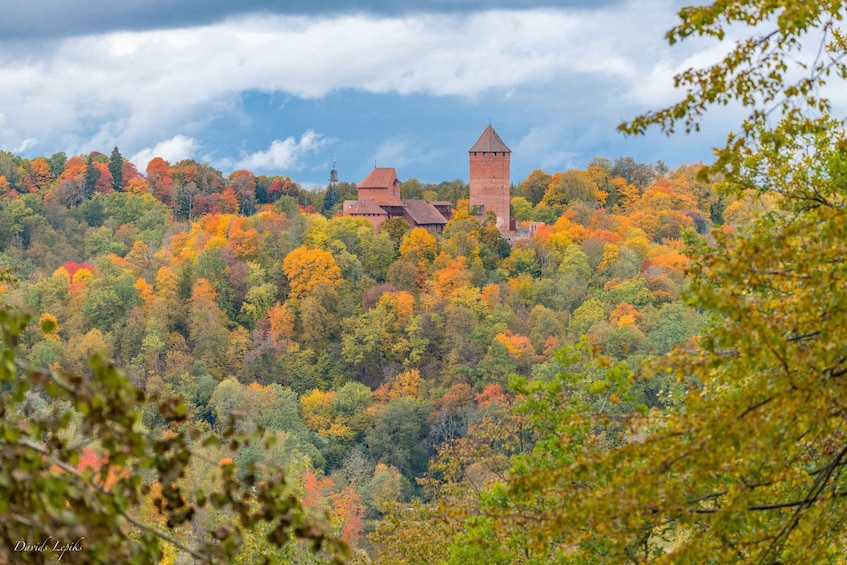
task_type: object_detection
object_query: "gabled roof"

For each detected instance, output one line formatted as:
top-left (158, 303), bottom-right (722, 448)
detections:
top-left (344, 200), bottom-right (388, 215)
top-left (469, 125), bottom-right (511, 153)
top-left (359, 167), bottom-right (400, 189)
top-left (402, 200), bottom-right (448, 226)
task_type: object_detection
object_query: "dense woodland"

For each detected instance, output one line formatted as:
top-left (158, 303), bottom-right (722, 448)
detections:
top-left (0, 142), bottom-right (731, 561)
top-left (5, 0), bottom-right (847, 562)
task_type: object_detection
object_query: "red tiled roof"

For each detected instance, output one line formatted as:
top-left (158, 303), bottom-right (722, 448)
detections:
top-left (344, 200), bottom-right (388, 215)
top-left (402, 200), bottom-right (447, 225)
top-left (359, 167), bottom-right (400, 189)
top-left (468, 125), bottom-right (511, 153)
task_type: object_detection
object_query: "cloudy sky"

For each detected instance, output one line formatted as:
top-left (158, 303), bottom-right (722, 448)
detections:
top-left (0, 0), bottom-right (737, 186)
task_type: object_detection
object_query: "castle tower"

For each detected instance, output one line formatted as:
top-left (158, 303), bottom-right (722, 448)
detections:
top-left (329, 154), bottom-right (338, 185)
top-left (469, 124), bottom-right (511, 231)
top-left (357, 167), bottom-right (402, 205)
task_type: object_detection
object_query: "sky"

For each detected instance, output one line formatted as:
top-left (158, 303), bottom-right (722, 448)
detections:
top-left (0, 0), bottom-right (741, 187)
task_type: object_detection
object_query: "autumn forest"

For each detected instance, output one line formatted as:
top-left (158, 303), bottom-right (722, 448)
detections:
top-left (4, 0), bottom-right (847, 563)
top-left (0, 138), bottom-right (721, 558)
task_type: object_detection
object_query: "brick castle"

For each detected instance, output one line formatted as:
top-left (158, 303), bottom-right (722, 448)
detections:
top-left (344, 124), bottom-right (512, 234)
top-left (469, 124), bottom-right (512, 232)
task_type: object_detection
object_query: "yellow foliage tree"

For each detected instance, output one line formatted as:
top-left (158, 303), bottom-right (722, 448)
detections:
top-left (71, 268), bottom-right (94, 285)
top-left (282, 247), bottom-right (342, 300)
top-left (399, 228), bottom-right (438, 285)
top-left (609, 302), bottom-right (642, 327)
top-left (375, 369), bottom-right (423, 402)
top-left (154, 267), bottom-right (177, 300)
top-left (301, 389), bottom-right (335, 434)
top-left (134, 278), bottom-right (155, 307)
top-left (38, 313), bottom-right (61, 341)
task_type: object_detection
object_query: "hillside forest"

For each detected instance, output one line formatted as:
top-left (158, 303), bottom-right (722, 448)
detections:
top-left (5, 0), bottom-right (847, 562)
top-left (0, 143), bottom-right (730, 562)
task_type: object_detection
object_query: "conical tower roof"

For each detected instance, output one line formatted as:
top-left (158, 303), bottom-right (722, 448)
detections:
top-left (469, 125), bottom-right (511, 153)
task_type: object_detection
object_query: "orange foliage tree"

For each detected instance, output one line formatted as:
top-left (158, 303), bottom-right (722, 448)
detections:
top-left (29, 158), bottom-right (53, 192)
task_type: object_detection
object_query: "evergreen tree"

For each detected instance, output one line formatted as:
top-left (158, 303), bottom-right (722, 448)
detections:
top-left (83, 157), bottom-right (100, 199)
top-left (109, 145), bottom-right (124, 191)
top-left (323, 183), bottom-right (340, 212)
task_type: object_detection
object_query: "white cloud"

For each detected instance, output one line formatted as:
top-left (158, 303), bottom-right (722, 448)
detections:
top-left (14, 138), bottom-right (37, 153)
top-left (541, 151), bottom-right (578, 171)
top-left (516, 126), bottom-right (559, 157)
top-left (235, 130), bottom-right (331, 171)
top-left (372, 139), bottom-right (408, 169)
top-left (629, 40), bottom-right (736, 107)
top-left (370, 137), bottom-right (443, 172)
top-left (130, 134), bottom-right (199, 169)
top-left (0, 1), bottom-right (683, 159)
top-left (515, 126), bottom-right (578, 172)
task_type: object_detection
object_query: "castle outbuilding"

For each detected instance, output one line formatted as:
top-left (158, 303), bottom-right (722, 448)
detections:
top-left (343, 167), bottom-right (450, 234)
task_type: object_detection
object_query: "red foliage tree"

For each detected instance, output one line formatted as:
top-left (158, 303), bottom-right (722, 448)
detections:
top-left (146, 157), bottom-right (173, 205)
top-left (94, 162), bottom-right (114, 194)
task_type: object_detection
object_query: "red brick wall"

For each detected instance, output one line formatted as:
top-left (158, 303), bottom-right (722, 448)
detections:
top-left (358, 183), bottom-right (401, 205)
top-left (469, 152), bottom-right (510, 231)
top-left (369, 214), bottom-right (388, 232)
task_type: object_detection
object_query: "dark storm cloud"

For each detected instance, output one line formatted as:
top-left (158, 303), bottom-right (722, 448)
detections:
top-left (3, 0), bottom-right (622, 40)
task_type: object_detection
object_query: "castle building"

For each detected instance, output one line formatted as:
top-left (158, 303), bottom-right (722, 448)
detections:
top-left (356, 167), bottom-right (402, 205)
top-left (469, 124), bottom-right (512, 232)
top-left (343, 199), bottom-right (389, 231)
top-left (344, 125), bottom-right (512, 234)
top-left (343, 167), bottom-right (450, 234)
